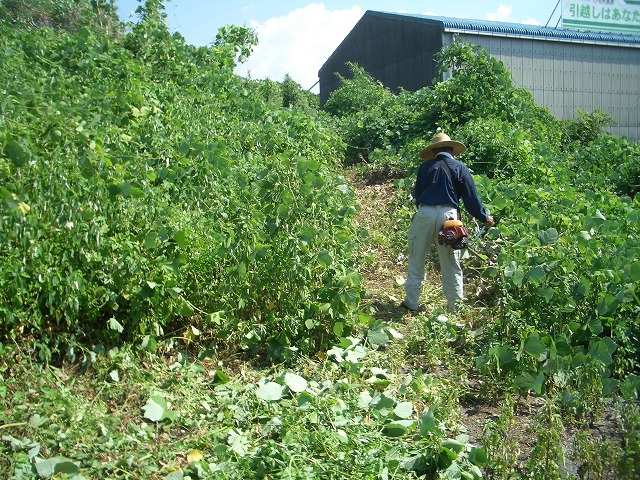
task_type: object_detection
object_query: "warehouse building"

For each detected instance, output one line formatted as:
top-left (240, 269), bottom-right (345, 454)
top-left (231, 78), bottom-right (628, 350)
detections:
top-left (318, 11), bottom-right (640, 140)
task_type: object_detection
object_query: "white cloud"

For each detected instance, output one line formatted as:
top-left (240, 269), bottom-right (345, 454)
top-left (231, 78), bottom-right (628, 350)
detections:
top-left (484, 4), bottom-right (513, 21)
top-left (522, 17), bottom-right (542, 26)
top-left (236, 3), bottom-right (364, 92)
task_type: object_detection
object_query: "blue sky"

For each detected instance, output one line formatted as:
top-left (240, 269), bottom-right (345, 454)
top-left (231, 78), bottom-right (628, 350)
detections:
top-left (115, 1), bottom-right (563, 91)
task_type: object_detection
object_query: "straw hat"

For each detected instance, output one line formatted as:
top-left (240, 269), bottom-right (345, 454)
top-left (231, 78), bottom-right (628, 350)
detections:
top-left (419, 132), bottom-right (466, 160)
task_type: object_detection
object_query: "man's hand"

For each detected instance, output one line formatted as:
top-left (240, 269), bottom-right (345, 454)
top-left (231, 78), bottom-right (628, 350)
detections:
top-left (483, 216), bottom-right (494, 228)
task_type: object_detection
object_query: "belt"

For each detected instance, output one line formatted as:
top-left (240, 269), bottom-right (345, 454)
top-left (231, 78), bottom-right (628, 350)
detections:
top-left (417, 203), bottom-right (457, 209)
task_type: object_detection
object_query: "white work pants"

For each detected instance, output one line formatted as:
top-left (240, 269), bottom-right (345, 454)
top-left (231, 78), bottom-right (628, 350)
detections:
top-left (403, 205), bottom-right (463, 312)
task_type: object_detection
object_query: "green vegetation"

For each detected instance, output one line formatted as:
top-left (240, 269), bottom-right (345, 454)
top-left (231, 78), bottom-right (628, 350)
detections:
top-left (1, 2), bottom-right (639, 478)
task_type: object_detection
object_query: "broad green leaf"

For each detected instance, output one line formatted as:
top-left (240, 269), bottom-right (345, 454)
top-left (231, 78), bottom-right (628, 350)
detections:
top-left (577, 230), bottom-right (592, 241)
top-left (256, 381), bottom-right (283, 401)
top-left (555, 336), bottom-right (574, 357)
top-left (372, 393), bottom-right (396, 413)
top-left (394, 401), bottom-right (413, 419)
top-left (143, 395), bottom-right (168, 422)
top-left (228, 429), bottom-right (250, 457)
top-left (526, 265), bottom-right (545, 285)
top-left (284, 373), bottom-right (308, 393)
top-left (236, 262), bottom-right (247, 276)
top-left (387, 327), bottom-right (403, 340)
top-left (366, 327), bottom-right (389, 349)
top-left (538, 228), bottom-right (559, 245)
top-left (577, 230), bottom-right (593, 253)
top-left (144, 231), bottom-right (158, 249)
top-left (119, 182), bottom-right (145, 198)
top-left (307, 158), bottom-right (321, 171)
top-left (620, 374), bottom-right (640, 399)
top-left (297, 391), bottom-right (313, 408)
top-left (562, 390), bottom-right (581, 411)
top-left (403, 454), bottom-right (429, 474)
top-left (317, 250), bottom-right (333, 267)
top-left (489, 196), bottom-right (508, 209)
top-left (340, 336), bottom-right (360, 349)
top-left (514, 370), bottom-right (546, 395)
top-left (442, 438), bottom-right (465, 455)
top-left (336, 184), bottom-right (350, 194)
top-left (504, 261), bottom-right (525, 287)
top-left (588, 319), bottom-right (604, 335)
top-left (340, 288), bottom-right (360, 309)
top-left (512, 237), bottom-right (529, 247)
top-left (344, 346), bottom-right (367, 363)
top-left (537, 287), bottom-right (554, 302)
top-left (27, 444), bottom-right (40, 460)
top-left (419, 406), bottom-right (440, 437)
top-left (575, 277), bottom-right (592, 297)
top-left (358, 313), bottom-right (376, 325)
top-left (302, 171), bottom-right (317, 185)
top-left (469, 446), bottom-right (488, 466)
top-left (176, 298), bottom-right (194, 317)
top-left (482, 266), bottom-right (499, 278)
top-left (206, 311), bottom-right (223, 326)
top-left (335, 429), bottom-right (349, 443)
top-left (211, 369), bottom-right (230, 385)
top-left (469, 465), bottom-right (484, 478)
top-left (339, 271), bottom-right (362, 287)
top-left (107, 317), bottom-right (124, 333)
top-left (524, 335), bottom-right (547, 359)
top-left (357, 391), bottom-right (373, 409)
top-left (511, 267), bottom-right (525, 287)
top-left (631, 262), bottom-right (640, 282)
top-left (0, 186), bottom-right (13, 202)
top-left (588, 338), bottom-right (616, 366)
top-left (173, 230), bottom-right (189, 248)
top-left (34, 457), bottom-right (79, 478)
top-left (29, 414), bottom-right (46, 427)
top-left (602, 377), bottom-right (619, 397)
top-left (327, 346), bottom-right (345, 363)
top-left (4, 138), bottom-right (30, 167)
top-left (141, 335), bottom-right (158, 353)
top-left (382, 420), bottom-right (414, 437)
top-left (332, 322), bottom-right (344, 337)
top-left (597, 293), bottom-right (620, 316)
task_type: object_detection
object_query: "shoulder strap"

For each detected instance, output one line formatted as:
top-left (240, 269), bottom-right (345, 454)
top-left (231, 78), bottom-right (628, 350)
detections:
top-left (439, 159), bottom-right (459, 203)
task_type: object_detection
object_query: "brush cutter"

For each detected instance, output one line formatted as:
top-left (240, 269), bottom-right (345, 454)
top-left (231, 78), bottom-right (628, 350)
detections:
top-left (469, 225), bottom-right (488, 244)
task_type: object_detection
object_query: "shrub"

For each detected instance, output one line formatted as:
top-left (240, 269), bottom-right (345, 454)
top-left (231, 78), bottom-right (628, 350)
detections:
top-left (324, 64), bottom-right (419, 163)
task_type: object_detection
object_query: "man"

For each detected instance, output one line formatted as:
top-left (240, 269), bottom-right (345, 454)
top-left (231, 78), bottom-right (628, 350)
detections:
top-left (401, 132), bottom-right (494, 314)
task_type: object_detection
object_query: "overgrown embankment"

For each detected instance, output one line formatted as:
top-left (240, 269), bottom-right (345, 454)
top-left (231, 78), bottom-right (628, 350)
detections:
top-left (1, 1), bottom-right (640, 478)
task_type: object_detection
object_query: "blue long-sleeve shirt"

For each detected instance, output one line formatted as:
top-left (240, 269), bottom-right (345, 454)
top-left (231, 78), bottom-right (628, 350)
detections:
top-left (413, 152), bottom-right (490, 222)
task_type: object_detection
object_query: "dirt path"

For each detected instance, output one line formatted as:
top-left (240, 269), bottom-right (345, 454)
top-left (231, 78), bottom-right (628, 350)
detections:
top-left (350, 173), bottom-right (446, 314)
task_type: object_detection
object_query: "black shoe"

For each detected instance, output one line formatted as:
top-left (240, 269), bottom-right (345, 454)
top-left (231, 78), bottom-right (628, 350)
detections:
top-left (400, 301), bottom-right (422, 312)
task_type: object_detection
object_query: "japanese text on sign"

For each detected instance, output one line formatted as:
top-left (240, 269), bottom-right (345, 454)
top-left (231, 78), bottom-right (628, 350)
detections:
top-left (562, 0), bottom-right (640, 34)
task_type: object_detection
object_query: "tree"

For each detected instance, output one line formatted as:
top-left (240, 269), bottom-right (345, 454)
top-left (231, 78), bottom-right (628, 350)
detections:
top-left (0, 0), bottom-right (120, 34)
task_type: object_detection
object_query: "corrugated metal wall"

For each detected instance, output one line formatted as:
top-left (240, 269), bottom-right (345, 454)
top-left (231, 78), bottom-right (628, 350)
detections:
top-left (446, 33), bottom-right (640, 139)
top-left (318, 17), bottom-right (443, 105)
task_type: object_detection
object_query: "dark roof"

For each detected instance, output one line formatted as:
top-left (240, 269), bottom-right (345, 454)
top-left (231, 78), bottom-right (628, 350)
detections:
top-left (369, 10), bottom-right (640, 46)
